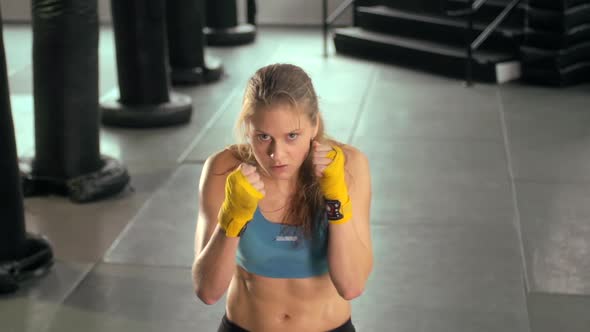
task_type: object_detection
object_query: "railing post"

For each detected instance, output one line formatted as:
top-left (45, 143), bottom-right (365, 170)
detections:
top-left (465, 0), bottom-right (474, 86)
top-left (352, 0), bottom-right (358, 26)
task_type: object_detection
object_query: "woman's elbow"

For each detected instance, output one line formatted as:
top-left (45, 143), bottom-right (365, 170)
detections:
top-left (195, 287), bottom-right (222, 305)
top-left (338, 286), bottom-right (364, 301)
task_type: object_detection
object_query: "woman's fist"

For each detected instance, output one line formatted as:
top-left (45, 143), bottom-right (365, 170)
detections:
top-left (218, 163), bottom-right (265, 237)
top-left (312, 141), bottom-right (335, 178)
top-left (312, 142), bottom-right (352, 224)
top-left (239, 163), bottom-right (265, 196)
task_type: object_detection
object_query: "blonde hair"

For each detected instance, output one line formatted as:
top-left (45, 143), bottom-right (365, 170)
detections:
top-left (230, 63), bottom-right (338, 239)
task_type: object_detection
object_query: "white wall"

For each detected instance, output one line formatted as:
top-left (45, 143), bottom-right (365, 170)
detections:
top-left (0, 0), bottom-right (351, 26)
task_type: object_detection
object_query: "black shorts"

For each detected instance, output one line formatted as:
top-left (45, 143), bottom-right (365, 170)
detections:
top-left (217, 313), bottom-right (356, 332)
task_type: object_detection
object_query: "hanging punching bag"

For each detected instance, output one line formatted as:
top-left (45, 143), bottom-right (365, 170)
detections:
top-left (24, 0), bottom-right (129, 203)
top-left (205, 0), bottom-right (257, 46)
top-left (101, 0), bottom-right (193, 127)
top-left (0, 6), bottom-right (54, 294)
top-left (167, 0), bottom-right (224, 85)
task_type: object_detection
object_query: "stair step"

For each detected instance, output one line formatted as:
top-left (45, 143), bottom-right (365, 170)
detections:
top-left (529, 0), bottom-right (589, 10)
top-left (446, 0), bottom-right (526, 28)
top-left (524, 23), bottom-right (590, 49)
top-left (357, 5), bottom-right (521, 52)
top-left (528, 3), bottom-right (590, 31)
top-left (355, 0), bottom-right (446, 15)
top-left (333, 27), bottom-right (520, 82)
top-left (521, 41), bottom-right (590, 68)
top-left (522, 61), bottom-right (590, 86)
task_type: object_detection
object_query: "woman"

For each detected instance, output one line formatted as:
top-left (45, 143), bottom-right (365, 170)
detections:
top-left (192, 63), bottom-right (373, 332)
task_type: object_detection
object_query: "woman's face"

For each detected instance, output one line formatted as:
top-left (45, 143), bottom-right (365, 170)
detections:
top-left (248, 104), bottom-right (318, 181)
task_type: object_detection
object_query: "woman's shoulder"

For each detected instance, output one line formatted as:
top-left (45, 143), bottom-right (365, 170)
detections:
top-left (339, 143), bottom-right (365, 161)
top-left (203, 145), bottom-right (244, 177)
top-left (327, 141), bottom-right (368, 171)
top-left (330, 142), bottom-right (371, 191)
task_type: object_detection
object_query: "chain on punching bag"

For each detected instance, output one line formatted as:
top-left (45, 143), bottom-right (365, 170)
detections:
top-left (166, 0), bottom-right (224, 85)
top-left (205, 0), bottom-right (257, 46)
top-left (101, 0), bottom-right (193, 127)
top-left (0, 6), bottom-right (54, 294)
top-left (24, 0), bottom-right (129, 203)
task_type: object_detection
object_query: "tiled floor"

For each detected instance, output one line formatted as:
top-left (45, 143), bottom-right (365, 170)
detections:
top-left (1, 24), bottom-right (589, 331)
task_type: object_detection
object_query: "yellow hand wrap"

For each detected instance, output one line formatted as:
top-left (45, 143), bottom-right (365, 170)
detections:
top-left (320, 145), bottom-right (352, 224)
top-left (218, 168), bottom-right (264, 237)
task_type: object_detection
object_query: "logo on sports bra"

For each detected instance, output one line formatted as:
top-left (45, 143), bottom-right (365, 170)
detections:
top-left (275, 235), bottom-right (298, 242)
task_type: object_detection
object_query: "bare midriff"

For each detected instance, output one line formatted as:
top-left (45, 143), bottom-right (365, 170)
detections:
top-left (226, 266), bottom-right (351, 332)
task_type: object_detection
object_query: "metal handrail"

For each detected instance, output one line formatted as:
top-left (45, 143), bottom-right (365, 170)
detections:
top-left (472, 0), bottom-right (521, 50)
top-left (447, 0), bottom-right (523, 85)
top-left (447, 0), bottom-right (487, 16)
top-left (322, 0), bottom-right (355, 57)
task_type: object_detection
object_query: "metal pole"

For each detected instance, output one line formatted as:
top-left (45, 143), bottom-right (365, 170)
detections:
top-left (466, 0), bottom-right (474, 86)
top-left (352, 0), bottom-right (358, 26)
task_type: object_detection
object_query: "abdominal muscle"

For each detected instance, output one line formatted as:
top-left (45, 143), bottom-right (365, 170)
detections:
top-left (226, 266), bottom-right (351, 332)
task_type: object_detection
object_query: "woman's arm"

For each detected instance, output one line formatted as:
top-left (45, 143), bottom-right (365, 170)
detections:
top-left (192, 151), bottom-right (240, 305)
top-left (327, 146), bottom-right (373, 300)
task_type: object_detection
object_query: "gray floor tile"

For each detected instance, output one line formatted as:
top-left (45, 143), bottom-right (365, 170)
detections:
top-left (105, 164), bottom-right (202, 267)
top-left (23, 161), bottom-right (174, 261)
top-left (182, 96), bottom-right (243, 163)
top-left (355, 136), bottom-right (509, 180)
top-left (417, 307), bottom-right (530, 332)
top-left (527, 292), bottom-right (590, 332)
top-left (0, 261), bottom-right (92, 332)
top-left (515, 181), bottom-right (590, 295)
top-left (499, 83), bottom-right (590, 114)
top-left (504, 108), bottom-right (590, 182)
top-left (45, 263), bottom-right (225, 332)
top-left (369, 173), bottom-right (514, 223)
top-left (184, 126), bottom-right (236, 163)
top-left (372, 71), bottom-right (500, 113)
top-left (351, 296), bottom-right (419, 332)
top-left (321, 99), bottom-right (363, 143)
top-left (355, 105), bottom-right (503, 141)
top-left (370, 223), bottom-right (525, 314)
top-left (356, 138), bottom-right (513, 221)
top-left (373, 61), bottom-right (468, 85)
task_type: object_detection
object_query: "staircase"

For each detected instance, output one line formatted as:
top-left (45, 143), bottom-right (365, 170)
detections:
top-left (521, 0), bottom-right (590, 85)
top-left (333, 0), bottom-right (524, 83)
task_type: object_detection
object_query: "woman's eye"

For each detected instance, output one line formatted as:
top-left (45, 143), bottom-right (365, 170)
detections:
top-left (288, 133), bottom-right (299, 140)
top-left (258, 134), bottom-right (271, 141)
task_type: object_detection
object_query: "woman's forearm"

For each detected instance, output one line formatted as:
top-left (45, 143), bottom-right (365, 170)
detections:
top-left (327, 219), bottom-right (373, 300)
top-left (193, 226), bottom-right (240, 305)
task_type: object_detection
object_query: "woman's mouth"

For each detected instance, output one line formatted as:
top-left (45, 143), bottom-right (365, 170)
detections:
top-left (271, 164), bottom-right (288, 171)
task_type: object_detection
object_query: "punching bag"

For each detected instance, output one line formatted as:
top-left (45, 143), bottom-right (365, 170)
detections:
top-left (0, 6), bottom-right (53, 294)
top-left (101, 0), bottom-right (193, 127)
top-left (167, 0), bottom-right (224, 85)
top-left (205, 0), bottom-right (257, 46)
top-left (25, 0), bottom-right (129, 203)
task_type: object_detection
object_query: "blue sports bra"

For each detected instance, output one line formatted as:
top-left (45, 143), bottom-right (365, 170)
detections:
top-left (236, 207), bottom-right (329, 278)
